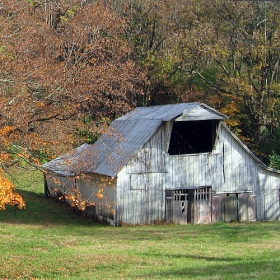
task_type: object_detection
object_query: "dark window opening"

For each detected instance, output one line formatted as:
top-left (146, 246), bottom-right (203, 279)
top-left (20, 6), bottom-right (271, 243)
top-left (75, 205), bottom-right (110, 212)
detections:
top-left (168, 120), bottom-right (218, 155)
top-left (173, 187), bottom-right (211, 202)
top-left (194, 187), bottom-right (211, 201)
top-left (174, 189), bottom-right (188, 201)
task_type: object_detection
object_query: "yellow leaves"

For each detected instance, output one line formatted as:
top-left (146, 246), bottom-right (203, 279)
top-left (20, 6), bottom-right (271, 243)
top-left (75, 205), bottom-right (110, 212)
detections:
top-left (0, 126), bottom-right (14, 136)
top-left (53, 177), bottom-right (115, 217)
top-left (220, 102), bottom-right (241, 129)
top-left (61, 187), bottom-right (89, 211)
top-left (96, 188), bottom-right (104, 199)
top-left (79, 200), bottom-right (86, 211)
top-left (0, 126), bottom-right (15, 148)
top-left (52, 177), bottom-right (61, 186)
top-left (60, 16), bottom-right (68, 24)
top-left (220, 102), bottom-right (239, 117)
top-left (0, 169), bottom-right (26, 210)
top-left (224, 119), bottom-right (240, 128)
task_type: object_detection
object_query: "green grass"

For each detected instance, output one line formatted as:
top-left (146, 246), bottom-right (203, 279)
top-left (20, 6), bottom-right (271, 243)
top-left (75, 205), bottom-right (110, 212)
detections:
top-left (1, 167), bottom-right (280, 279)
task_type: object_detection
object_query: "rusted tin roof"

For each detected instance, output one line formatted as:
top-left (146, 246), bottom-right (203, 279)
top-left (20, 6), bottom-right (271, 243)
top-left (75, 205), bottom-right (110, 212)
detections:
top-left (43, 102), bottom-right (227, 177)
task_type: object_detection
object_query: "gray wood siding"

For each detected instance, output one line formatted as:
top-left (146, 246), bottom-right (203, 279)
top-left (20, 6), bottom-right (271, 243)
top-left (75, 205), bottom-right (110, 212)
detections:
top-left (116, 169), bottom-right (166, 225)
top-left (76, 174), bottom-right (116, 220)
top-left (167, 154), bottom-right (215, 189)
top-left (116, 124), bottom-right (170, 224)
top-left (116, 122), bottom-right (280, 224)
top-left (45, 173), bottom-right (75, 196)
top-left (45, 172), bottom-right (116, 222)
top-left (126, 122), bottom-right (170, 174)
top-left (258, 167), bottom-right (280, 221)
top-left (218, 125), bottom-right (259, 193)
top-left (168, 125), bottom-right (260, 193)
top-left (116, 170), bottom-right (148, 224)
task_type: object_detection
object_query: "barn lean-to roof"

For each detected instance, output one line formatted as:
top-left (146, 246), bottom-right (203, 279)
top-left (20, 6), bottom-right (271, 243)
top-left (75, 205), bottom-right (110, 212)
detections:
top-left (42, 102), bottom-right (227, 177)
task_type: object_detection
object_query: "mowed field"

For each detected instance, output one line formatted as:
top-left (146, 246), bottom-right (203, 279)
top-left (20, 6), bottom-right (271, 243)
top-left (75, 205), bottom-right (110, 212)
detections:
top-left (1, 168), bottom-right (280, 280)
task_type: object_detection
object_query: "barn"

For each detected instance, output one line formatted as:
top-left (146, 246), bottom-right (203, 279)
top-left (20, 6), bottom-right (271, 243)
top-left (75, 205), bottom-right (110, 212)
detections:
top-left (43, 102), bottom-right (280, 225)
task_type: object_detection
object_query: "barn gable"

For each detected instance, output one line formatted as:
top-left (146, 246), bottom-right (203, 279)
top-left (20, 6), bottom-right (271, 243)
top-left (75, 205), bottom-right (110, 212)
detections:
top-left (43, 102), bottom-right (227, 177)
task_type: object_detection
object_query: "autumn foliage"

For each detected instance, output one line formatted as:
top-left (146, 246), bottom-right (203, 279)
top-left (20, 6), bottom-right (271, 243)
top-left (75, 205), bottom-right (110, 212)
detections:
top-left (110, 0), bottom-right (280, 164)
top-left (1, 0), bottom-right (280, 175)
top-left (0, 125), bottom-right (25, 209)
top-left (0, 170), bottom-right (25, 210)
top-left (0, 0), bottom-right (146, 164)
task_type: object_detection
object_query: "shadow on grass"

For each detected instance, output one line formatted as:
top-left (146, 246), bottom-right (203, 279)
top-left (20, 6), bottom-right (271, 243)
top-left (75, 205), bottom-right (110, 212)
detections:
top-left (138, 257), bottom-right (280, 279)
top-left (0, 189), bottom-right (104, 227)
top-left (141, 252), bottom-right (238, 262)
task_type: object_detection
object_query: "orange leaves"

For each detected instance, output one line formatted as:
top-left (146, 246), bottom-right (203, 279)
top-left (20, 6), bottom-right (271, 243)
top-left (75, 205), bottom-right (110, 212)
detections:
top-left (96, 188), bottom-right (104, 199)
top-left (0, 169), bottom-right (25, 210)
top-left (0, 126), bottom-right (15, 148)
top-left (0, 153), bottom-right (10, 161)
top-left (0, 126), bottom-right (14, 136)
top-left (34, 102), bottom-right (45, 108)
top-left (59, 184), bottom-right (89, 211)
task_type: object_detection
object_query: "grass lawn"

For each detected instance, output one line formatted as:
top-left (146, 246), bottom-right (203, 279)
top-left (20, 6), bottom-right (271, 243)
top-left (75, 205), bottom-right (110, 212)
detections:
top-left (0, 167), bottom-right (280, 279)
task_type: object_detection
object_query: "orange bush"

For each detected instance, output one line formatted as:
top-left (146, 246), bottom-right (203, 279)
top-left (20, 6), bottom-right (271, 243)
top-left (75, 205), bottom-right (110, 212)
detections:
top-left (0, 170), bottom-right (26, 210)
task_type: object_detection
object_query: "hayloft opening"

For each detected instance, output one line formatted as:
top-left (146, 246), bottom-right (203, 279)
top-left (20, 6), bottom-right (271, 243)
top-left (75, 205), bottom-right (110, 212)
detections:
top-left (168, 120), bottom-right (218, 155)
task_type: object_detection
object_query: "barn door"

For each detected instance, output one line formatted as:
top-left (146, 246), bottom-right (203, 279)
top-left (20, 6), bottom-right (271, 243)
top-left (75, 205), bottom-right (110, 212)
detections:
top-left (221, 192), bottom-right (256, 222)
top-left (238, 193), bottom-right (256, 222)
top-left (222, 193), bottom-right (238, 222)
top-left (193, 187), bottom-right (212, 224)
top-left (166, 188), bottom-right (213, 224)
top-left (166, 189), bottom-right (189, 224)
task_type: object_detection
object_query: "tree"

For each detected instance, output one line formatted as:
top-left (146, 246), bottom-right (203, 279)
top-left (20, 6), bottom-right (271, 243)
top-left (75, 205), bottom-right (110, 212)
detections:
top-left (109, 0), bottom-right (280, 163)
top-left (0, 0), bottom-right (146, 161)
top-left (185, 1), bottom-right (280, 160)
top-left (0, 0), bottom-right (146, 208)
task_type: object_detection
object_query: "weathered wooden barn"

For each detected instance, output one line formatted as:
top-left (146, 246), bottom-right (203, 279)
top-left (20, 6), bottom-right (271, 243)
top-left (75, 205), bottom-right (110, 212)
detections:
top-left (43, 102), bottom-right (280, 225)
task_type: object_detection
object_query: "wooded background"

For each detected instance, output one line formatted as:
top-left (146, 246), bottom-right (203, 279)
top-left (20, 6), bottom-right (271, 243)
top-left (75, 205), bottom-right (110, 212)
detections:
top-left (1, 0), bottom-right (280, 170)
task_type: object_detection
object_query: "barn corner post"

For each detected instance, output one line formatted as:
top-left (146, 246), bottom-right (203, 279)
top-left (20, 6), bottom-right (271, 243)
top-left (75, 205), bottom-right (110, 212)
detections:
top-left (44, 172), bottom-right (50, 198)
top-left (113, 204), bottom-right (118, 226)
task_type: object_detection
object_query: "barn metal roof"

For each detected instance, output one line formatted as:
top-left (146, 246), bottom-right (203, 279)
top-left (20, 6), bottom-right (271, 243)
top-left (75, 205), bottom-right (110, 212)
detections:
top-left (43, 102), bottom-right (227, 177)
top-left (118, 102), bottom-right (200, 121)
